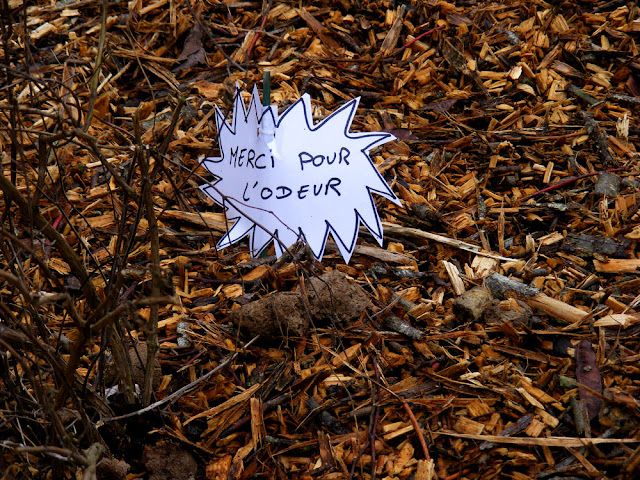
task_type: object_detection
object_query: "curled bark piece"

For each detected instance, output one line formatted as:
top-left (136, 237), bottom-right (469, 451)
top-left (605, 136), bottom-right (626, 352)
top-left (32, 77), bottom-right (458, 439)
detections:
top-left (306, 397), bottom-right (349, 435)
top-left (485, 273), bottom-right (587, 324)
top-left (594, 172), bottom-right (621, 197)
top-left (480, 414), bottom-right (532, 450)
top-left (383, 315), bottom-right (423, 340)
top-left (562, 232), bottom-right (630, 258)
top-left (484, 273), bottom-right (539, 299)
top-left (582, 112), bottom-right (618, 167)
top-left (567, 84), bottom-right (600, 106)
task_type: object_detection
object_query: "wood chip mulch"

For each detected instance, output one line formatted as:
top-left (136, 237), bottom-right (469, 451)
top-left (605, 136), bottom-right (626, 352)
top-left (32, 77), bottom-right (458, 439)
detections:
top-left (1, 0), bottom-right (640, 479)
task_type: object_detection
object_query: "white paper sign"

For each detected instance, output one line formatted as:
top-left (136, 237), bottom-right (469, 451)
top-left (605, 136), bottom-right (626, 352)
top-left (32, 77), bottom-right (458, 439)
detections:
top-left (200, 87), bottom-right (400, 262)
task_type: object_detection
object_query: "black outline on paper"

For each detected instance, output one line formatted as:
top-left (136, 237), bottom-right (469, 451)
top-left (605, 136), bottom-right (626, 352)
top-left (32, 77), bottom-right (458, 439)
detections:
top-left (199, 87), bottom-right (400, 263)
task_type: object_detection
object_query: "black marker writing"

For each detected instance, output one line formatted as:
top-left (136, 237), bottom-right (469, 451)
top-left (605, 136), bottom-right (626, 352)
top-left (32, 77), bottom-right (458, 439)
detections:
top-left (276, 186), bottom-right (292, 199)
top-left (229, 147), bottom-right (272, 169)
top-left (326, 177), bottom-right (341, 196)
top-left (298, 147), bottom-right (350, 170)
top-left (242, 177), bottom-right (342, 201)
top-left (243, 181), bottom-right (259, 201)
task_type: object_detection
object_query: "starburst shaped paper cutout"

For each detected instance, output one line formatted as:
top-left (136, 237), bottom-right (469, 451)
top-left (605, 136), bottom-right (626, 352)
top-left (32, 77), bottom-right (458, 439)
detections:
top-left (200, 87), bottom-right (400, 263)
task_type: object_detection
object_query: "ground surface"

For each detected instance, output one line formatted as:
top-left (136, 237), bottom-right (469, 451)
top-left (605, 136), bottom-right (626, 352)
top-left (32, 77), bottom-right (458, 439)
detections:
top-left (1, 0), bottom-right (640, 479)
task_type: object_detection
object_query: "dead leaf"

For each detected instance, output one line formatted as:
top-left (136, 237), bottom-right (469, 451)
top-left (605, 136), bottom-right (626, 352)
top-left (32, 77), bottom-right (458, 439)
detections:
top-left (175, 22), bottom-right (207, 72)
top-left (575, 340), bottom-right (603, 420)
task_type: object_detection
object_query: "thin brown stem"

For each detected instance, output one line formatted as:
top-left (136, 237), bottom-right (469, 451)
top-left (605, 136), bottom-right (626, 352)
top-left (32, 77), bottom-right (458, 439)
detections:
top-left (83, 0), bottom-right (108, 130)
